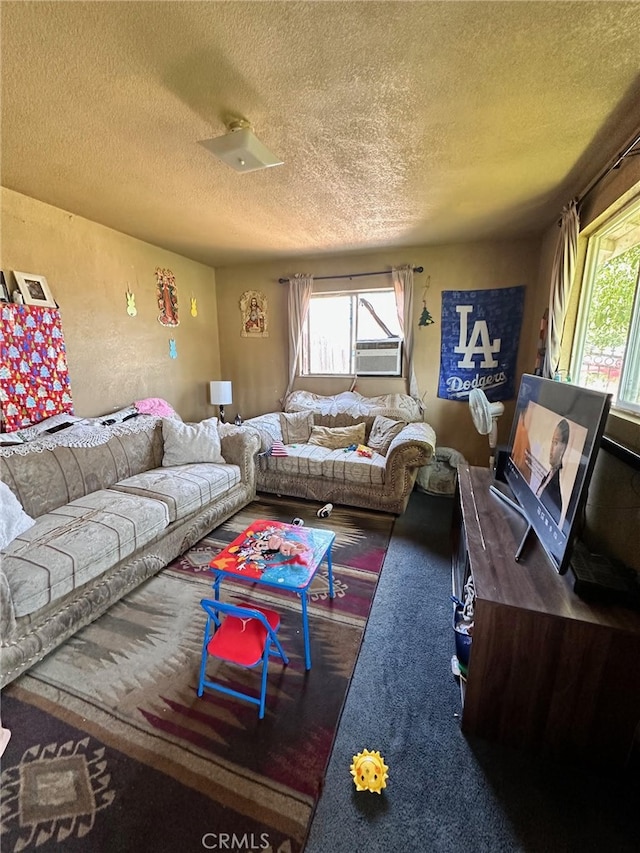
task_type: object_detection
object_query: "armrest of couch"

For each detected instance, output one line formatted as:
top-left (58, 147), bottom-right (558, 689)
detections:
top-left (242, 413), bottom-right (283, 452)
top-left (219, 426), bottom-right (261, 486)
top-left (385, 421), bottom-right (436, 473)
top-left (0, 566), bottom-right (17, 642)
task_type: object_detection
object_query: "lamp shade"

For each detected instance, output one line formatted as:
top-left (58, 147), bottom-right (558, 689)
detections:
top-left (209, 381), bottom-right (233, 406)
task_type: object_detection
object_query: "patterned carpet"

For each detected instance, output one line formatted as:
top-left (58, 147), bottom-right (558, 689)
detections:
top-left (0, 495), bottom-right (395, 853)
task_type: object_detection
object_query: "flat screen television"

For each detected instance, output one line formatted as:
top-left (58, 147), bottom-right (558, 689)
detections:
top-left (492, 374), bottom-right (611, 575)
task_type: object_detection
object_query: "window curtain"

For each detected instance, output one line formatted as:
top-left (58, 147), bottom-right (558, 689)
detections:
top-left (543, 200), bottom-right (580, 379)
top-left (283, 273), bottom-right (313, 406)
top-left (392, 264), bottom-right (422, 409)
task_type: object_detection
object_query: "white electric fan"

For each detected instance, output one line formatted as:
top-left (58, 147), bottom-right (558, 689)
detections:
top-left (468, 388), bottom-right (504, 471)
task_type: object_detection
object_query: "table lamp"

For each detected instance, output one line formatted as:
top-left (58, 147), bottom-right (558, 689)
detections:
top-left (209, 381), bottom-right (233, 422)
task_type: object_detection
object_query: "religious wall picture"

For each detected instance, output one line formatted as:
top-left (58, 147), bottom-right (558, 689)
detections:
top-left (240, 290), bottom-right (268, 337)
top-left (156, 267), bottom-right (179, 327)
top-left (13, 271), bottom-right (57, 308)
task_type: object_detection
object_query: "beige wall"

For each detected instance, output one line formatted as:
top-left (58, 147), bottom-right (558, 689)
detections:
top-left (2, 187), bottom-right (542, 459)
top-left (5, 180), bottom-right (637, 566)
top-left (215, 238), bottom-right (542, 465)
top-left (1, 188), bottom-right (221, 422)
top-left (3, 171), bottom-right (637, 565)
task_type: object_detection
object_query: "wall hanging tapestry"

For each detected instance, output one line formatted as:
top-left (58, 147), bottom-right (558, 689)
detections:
top-left (156, 267), bottom-right (179, 327)
top-left (0, 303), bottom-right (73, 432)
top-left (438, 285), bottom-right (525, 402)
top-left (240, 290), bottom-right (268, 337)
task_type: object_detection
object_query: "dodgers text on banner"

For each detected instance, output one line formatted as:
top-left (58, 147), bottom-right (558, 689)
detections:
top-left (438, 285), bottom-right (525, 402)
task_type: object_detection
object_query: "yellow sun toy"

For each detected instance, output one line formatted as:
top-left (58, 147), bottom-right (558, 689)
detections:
top-left (350, 749), bottom-right (389, 794)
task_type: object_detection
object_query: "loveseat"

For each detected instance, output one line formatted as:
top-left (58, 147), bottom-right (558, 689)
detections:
top-left (243, 391), bottom-right (436, 514)
top-left (0, 415), bottom-right (260, 687)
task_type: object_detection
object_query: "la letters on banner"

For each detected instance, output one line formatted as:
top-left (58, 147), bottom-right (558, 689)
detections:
top-left (438, 285), bottom-right (525, 402)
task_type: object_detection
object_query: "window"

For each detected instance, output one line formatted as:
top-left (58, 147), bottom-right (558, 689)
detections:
top-left (571, 196), bottom-right (640, 415)
top-left (300, 289), bottom-right (402, 376)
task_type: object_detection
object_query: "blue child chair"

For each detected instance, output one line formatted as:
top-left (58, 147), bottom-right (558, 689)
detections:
top-left (197, 599), bottom-right (289, 719)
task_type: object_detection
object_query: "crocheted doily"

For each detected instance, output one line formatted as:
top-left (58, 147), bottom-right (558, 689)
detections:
top-left (0, 416), bottom-right (160, 457)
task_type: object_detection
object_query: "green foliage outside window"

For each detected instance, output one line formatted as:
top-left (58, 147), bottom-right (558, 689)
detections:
top-left (586, 245), bottom-right (640, 352)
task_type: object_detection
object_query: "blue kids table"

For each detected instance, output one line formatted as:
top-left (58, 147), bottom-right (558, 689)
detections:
top-left (209, 519), bottom-right (335, 669)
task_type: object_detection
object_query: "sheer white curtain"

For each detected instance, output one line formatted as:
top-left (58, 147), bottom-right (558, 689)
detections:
top-left (543, 200), bottom-right (580, 379)
top-left (283, 273), bottom-right (313, 405)
top-left (392, 264), bottom-right (422, 408)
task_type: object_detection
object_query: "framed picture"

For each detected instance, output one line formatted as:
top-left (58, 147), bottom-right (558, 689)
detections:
top-left (13, 271), bottom-right (57, 308)
top-left (0, 271), bottom-right (10, 303)
top-left (240, 290), bottom-right (268, 337)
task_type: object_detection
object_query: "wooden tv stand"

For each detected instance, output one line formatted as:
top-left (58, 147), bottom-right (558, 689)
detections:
top-left (453, 464), bottom-right (640, 768)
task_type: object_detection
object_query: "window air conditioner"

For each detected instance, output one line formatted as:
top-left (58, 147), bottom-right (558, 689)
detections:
top-left (355, 339), bottom-right (402, 375)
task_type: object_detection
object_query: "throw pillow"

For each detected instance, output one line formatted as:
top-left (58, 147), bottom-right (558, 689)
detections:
top-left (0, 482), bottom-right (35, 550)
top-left (368, 415), bottom-right (407, 456)
top-left (280, 411), bottom-right (313, 444)
top-left (161, 417), bottom-right (226, 466)
top-left (308, 423), bottom-right (366, 450)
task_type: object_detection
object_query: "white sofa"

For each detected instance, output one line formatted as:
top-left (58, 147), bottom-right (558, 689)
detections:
top-left (244, 391), bottom-right (436, 514)
top-left (0, 416), bottom-right (259, 686)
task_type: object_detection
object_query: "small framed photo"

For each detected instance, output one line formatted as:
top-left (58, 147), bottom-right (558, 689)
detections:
top-left (13, 271), bottom-right (57, 308)
top-left (0, 271), bottom-right (10, 302)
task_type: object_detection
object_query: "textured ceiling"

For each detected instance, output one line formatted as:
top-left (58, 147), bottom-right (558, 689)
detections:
top-left (2, 1), bottom-right (640, 267)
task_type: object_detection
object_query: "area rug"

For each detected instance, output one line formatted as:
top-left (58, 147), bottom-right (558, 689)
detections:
top-left (0, 495), bottom-right (395, 853)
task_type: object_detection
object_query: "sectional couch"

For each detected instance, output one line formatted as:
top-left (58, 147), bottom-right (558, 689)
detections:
top-left (0, 416), bottom-right (259, 687)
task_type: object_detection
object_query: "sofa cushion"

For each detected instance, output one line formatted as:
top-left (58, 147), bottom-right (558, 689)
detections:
top-left (307, 423), bottom-right (366, 449)
top-left (367, 415), bottom-right (407, 456)
top-left (0, 420), bottom-right (164, 519)
top-left (279, 411), bottom-right (313, 444)
top-left (111, 463), bottom-right (241, 523)
top-left (259, 443), bottom-right (386, 485)
top-left (0, 481), bottom-right (35, 550)
top-left (162, 418), bottom-right (225, 466)
top-left (3, 490), bottom-right (170, 618)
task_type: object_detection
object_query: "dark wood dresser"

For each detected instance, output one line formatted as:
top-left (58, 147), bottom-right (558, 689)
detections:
top-left (452, 464), bottom-right (640, 768)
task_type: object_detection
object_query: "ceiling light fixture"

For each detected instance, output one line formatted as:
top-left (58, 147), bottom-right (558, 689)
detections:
top-left (199, 119), bottom-right (284, 173)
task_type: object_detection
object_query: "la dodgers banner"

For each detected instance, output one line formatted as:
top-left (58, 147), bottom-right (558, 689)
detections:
top-left (438, 285), bottom-right (525, 402)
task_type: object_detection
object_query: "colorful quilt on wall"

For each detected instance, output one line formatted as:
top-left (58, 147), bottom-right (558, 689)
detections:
top-left (437, 285), bottom-right (525, 403)
top-left (0, 303), bottom-right (73, 432)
